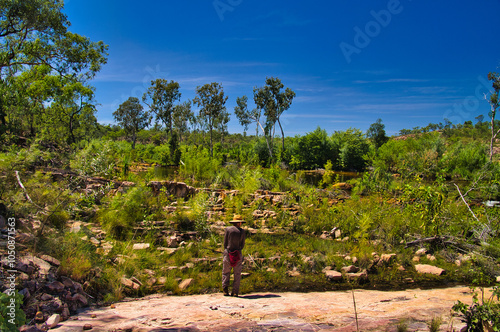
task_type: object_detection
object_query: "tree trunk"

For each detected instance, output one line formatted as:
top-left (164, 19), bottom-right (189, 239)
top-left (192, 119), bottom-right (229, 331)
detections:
top-left (490, 107), bottom-right (496, 162)
top-left (277, 117), bottom-right (285, 157)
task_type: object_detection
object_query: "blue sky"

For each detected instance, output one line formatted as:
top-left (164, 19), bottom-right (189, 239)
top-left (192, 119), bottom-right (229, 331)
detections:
top-left (63, 0), bottom-right (500, 136)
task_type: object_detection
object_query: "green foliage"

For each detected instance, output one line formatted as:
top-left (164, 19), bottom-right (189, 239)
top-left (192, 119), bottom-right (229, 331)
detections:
top-left (401, 181), bottom-right (445, 236)
top-left (71, 140), bottom-right (116, 177)
top-left (179, 145), bottom-right (222, 186)
top-left (289, 127), bottom-right (334, 170)
top-left (373, 133), bottom-right (445, 179)
top-left (0, 292), bottom-right (26, 331)
top-left (331, 128), bottom-right (370, 171)
top-left (97, 186), bottom-right (151, 240)
top-left (113, 97), bottom-right (151, 149)
top-left (443, 141), bottom-right (488, 179)
top-left (366, 118), bottom-right (389, 149)
top-left (0, 0), bottom-right (108, 144)
top-left (453, 285), bottom-right (500, 331)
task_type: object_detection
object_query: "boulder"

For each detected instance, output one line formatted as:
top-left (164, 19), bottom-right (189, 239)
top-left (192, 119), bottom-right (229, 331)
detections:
top-left (46, 314), bottom-right (61, 328)
top-left (39, 255), bottom-right (61, 266)
top-left (132, 243), bottom-right (150, 250)
top-left (325, 270), bottom-right (342, 281)
top-left (166, 236), bottom-right (178, 248)
top-left (121, 277), bottom-right (140, 290)
top-left (73, 293), bottom-right (88, 306)
top-left (47, 281), bottom-right (65, 293)
top-left (347, 269), bottom-right (368, 281)
top-left (341, 265), bottom-right (360, 273)
top-left (377, 254), bottom-right (396, 266)
top-left (178, 278), bottom-right (193, 290)
top-left (415, 248), bottom-right (427, 256)
top-left (415, 264), bottom-right (445, 276)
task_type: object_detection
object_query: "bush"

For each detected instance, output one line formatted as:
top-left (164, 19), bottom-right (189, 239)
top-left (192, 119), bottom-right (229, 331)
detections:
top-left (0, 292), bottom-right (26, 331)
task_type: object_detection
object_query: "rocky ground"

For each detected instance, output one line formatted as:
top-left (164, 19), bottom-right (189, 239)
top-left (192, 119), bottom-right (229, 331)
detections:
top-left (51, 286), bottom-right (475, 332)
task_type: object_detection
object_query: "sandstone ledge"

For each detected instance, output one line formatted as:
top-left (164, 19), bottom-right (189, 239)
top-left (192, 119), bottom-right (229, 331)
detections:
top-left (54, 287), bottom-right (478, 331)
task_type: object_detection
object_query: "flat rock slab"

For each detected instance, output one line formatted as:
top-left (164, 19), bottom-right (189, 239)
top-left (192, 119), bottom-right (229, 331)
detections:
top-left (57, 287), bottom-right (477, 331)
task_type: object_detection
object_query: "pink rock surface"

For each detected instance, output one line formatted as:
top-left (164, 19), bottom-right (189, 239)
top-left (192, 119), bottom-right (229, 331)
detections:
top-left (57, 286), bottom-right (478, 331)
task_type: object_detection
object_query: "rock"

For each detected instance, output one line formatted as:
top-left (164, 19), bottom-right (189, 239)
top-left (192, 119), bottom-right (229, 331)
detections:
top-left (121, 277), bottom-right (140, 290)
top-left (334, 229), bottom-right (342, 239)
top-left (377, 254), bottom-right (397, 266)
top-left (341, 265), bottom-right (360, 273)
top-left (39, 255), bottom-right (61, 266)
top-left (90, 237), bottom-right (100, 246)
top-left (496, 276), bottom-right (500, 283)
top-left (130, 277), bottom-right (143, 286)
top-left (347, 269), bottom-right (368, 281)
top-left (73, 293), bottom-right (88, 306)
top-left (167, 236), bottom-right (178, 248)
top-left (46, 314), bottom-right (61, 328)
top-left (61, 276), bottom-right (74, 289)
top-left (83, 324), bottom-right (93, 330)
top-left (426, 254), bottom-right (436, 261)
top-left (158, 277), bottom-right (167, 284)
top-left (157, 247), bottom-right (178, 254)
top-left (266, 268), bottom-right (277, 273)
top-left (286, 270), bottom-right (301, 277)
top-left (41, 293), bottom-right (53, 301)
top-left (325, 270), bottom-right (342, 281)
top-left (178, 278), bottom-right (193, 290)
top-left (19, 288), bottom-right (30, 300)
top-left (69, 221), bottom-right (82, 233)
top-left (132, 243), bottom-right (150, 250)
top-left (415, 264), bottom-right (445, 276)
top-left (47, 281), bottom-right (65, 293)
top-left (21, 255), bottom-right (52, 276)
top-left (412, 256), bottom-right (420, 262)
top-left (15, 262), bottom-right (35, 275)
top-left (61, 304), bottom-right (70, 321)
top-left (415, 248), bottom-right (427, 256)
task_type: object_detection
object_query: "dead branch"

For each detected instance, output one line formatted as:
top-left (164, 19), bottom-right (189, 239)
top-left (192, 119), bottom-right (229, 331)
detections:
top-left (15, 170), bottom-right (47, 214)
top-left (454, 183), bottom-right (480, 223)
top-left (405, 236), bottom-right (453, 248)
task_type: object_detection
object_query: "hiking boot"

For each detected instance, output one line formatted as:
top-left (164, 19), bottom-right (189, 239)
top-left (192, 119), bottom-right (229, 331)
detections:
top-left (223, 287), bottom-right (229, 296)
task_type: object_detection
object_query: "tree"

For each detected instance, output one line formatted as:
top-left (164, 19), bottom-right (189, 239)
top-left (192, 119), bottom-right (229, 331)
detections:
top-left (193, 82), bottom-right (228, 157)
top-left (486, 72), bottom-right (500, 162)
top-left (253, 77), bottom-right (295, 160)
top-left (234, 95), bottom-right (262, 137)
top-left (113, 97), bottom-right (151, 149)
top-left (172, 100), bottom-right (193, 142)
top-left (366, 118), bottom-right (389, 149)
top-left (0, 0), bottom-right (108, 142)
top-left (142, 79), bottom-right (181, 138)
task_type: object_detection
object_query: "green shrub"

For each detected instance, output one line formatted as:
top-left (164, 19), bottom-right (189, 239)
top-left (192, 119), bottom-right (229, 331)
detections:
top-left (71, 140), bottom-right (116, 177)
top-left (0, 292), bottom-right (26, 331)
top-left (453, 285), bottom-right (500, 331)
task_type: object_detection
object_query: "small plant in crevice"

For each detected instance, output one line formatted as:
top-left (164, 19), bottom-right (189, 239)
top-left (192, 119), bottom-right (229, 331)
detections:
top-left (452, 285), bottom-right (500, 331)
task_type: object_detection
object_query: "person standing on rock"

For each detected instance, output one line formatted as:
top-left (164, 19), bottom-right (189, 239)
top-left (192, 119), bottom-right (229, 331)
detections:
top-left (222, 215), bottom-right (246, 297)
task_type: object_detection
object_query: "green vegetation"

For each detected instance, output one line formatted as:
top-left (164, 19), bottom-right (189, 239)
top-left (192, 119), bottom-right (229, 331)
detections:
top-left (1, 1), bottom-right (500, 328)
